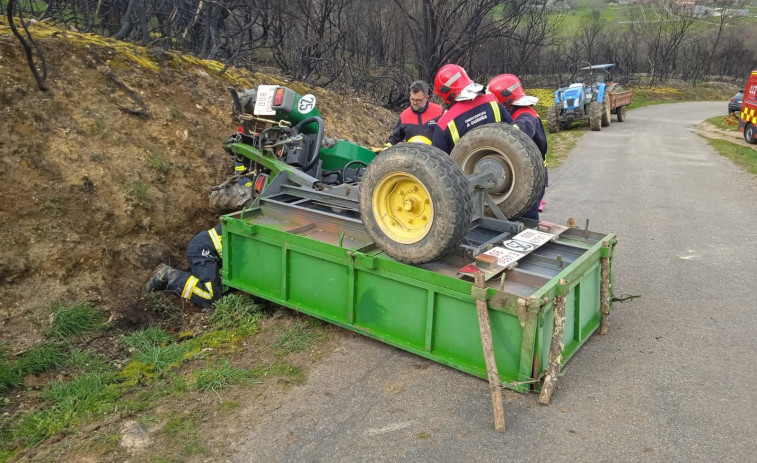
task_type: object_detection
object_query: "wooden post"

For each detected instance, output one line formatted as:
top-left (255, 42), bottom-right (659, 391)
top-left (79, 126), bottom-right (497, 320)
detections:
top-left (599, 242), bottom-right (611, 335)
top-left (539, 279), bottom-right (567, 405)
top-left (474, 272), bottom-right (505, 432)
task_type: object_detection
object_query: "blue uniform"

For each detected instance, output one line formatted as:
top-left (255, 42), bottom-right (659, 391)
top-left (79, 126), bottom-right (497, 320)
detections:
top-left (431, 93), bottom-right (513, 154)
top-left (165, 225), bottom-right (224, 308)
top-left (510, 106), bottom-right (548, 220)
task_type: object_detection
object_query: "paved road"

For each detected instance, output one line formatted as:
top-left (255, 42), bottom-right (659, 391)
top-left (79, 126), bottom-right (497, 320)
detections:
top-left (231, 102), bottom-right (757, 462)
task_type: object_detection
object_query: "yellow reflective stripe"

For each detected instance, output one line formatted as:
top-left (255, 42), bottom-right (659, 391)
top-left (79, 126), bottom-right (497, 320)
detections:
top-left (182, 276), bottom-right (199, 299)
top-left (244, 181), bottom-right (253, 187)
top-left (448, 121), bottom-right (460, 145)
top-left (208, 227), bottom-right (223, 258)
top-left (234, 165), bottom-right (246, 171)
top-left (192, 282), bottom-right (214, 300)
top-left (490, 101), bottom-right (501, 123)
top-left (181, 276), bottom-right (214, 301)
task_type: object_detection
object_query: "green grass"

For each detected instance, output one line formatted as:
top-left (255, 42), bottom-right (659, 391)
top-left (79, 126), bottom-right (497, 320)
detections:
top-left (48, 301), bottom-right (107, 339)
top-left (131, 180), bottom-right (149, 204)
top-left (209, 294), bottom-right (265, 332)
top-left (147, 151), bottom-right (172, 174)
top-left (253, 362), bottom-right (305, 385)
top-left (194, 358), bottom-right (260, 391)
top-left (272, 321), bottom-right (326, 357)
top-left (701, 136), bottom-right (757, 175)
top-left (1, 343), bottom-right (65, 391)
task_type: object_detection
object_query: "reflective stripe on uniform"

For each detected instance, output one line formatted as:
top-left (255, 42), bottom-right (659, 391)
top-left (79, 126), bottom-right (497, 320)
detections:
top-left (490, 101), bottom-right (501, 123)
top-left (448, 121), bottom-right (461, 145)
top-left (181, 275), bottom-right (214, 301)
top-left (208, 227), bottom-right (223, 258)
top-left (235, 165), bottom-right (246, 172)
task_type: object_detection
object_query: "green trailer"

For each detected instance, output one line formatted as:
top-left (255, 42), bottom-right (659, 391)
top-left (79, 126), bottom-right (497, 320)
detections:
top-left (219, 85), bottom-right (617, 393)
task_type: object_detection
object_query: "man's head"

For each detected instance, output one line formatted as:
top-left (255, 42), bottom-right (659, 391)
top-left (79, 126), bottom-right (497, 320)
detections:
top-left (409, 80), bottom-right (431, 111)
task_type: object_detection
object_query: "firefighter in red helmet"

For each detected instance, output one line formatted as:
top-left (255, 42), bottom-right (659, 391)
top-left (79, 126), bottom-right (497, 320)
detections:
top-left (430, 64), bottom-right (513, 154)
top-left (488, 73), bottom-right (548, 219)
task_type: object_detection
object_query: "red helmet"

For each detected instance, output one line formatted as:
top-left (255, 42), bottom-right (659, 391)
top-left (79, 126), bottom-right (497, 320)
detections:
top-left (434, 64), bottom-right (473, 104)
top-left (488, 74), bottom-right (525, 108)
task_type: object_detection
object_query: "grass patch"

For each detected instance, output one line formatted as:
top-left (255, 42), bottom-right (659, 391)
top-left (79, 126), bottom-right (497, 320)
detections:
top-left (65, 349), bottom-right (111, 373)
top-left (93, 115), bottom-right (108, 137)
top-left (272, 321), bottom-right (326, 357)
top-left (253, 362), bottom-right (305, 385)
top-left (1, 343), bottom-right (65, 391)
top-left (131, 180), bottom-right (149, 204)
top-left (194, 358), bottom-right (260, 392)
top-left (169, 105), bottom-right (181, 119)
top-left (209, 294), bottom-right (265, 332)
top-left (48, 301), bottom-right (107, 339)
top-left (120, 328), bottom-right (194, 382)
top-left (700, 136), bottom-right (757, 175)
top-left (147, 151), bottom-right (172, 174)
top-left (159, 412), bottom-right (207, 457)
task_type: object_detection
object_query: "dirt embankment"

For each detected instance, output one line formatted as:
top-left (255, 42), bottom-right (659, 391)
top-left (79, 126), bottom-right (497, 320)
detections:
top-left (0, 20), bottom-right (395, 352)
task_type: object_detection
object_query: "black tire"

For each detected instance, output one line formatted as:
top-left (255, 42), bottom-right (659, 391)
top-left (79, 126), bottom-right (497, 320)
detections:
top-left (617, 105), bottom-right (626, 122)
top-left (744, 124), bottom-right (757, 144)
top-left (601, 98), bottom-right (611, 127)
top-left (450, 123), bottom-right (544, 219)
top-left (359, 144), bottom-right (472, 264)
top-left (547, 105), bottom-right (559, 133)
top-left (559, 120), bottom-right (572, 131)
top-left (589, 101), bottom-right (602, 131)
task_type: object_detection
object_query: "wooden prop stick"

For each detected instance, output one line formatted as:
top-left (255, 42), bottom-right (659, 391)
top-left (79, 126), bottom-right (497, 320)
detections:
top-left (599, 242), bottom-right (611, 335)
top-left (474, 272), bottom-right (505, 432)
top-left (539, 279), bottom-right (567, 405)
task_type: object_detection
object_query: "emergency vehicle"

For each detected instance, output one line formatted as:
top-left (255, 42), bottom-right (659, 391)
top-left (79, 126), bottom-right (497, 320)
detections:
top-left (738, 70), bottom-right (757, 144)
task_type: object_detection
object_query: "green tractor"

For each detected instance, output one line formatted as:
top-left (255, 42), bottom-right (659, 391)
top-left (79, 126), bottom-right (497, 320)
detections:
top-left (220, 84), bottom-right (545, 264)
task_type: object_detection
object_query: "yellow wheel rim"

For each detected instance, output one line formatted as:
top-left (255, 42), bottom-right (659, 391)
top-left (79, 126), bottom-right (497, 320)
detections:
top-left (372, 172), bottom-right (434, 244)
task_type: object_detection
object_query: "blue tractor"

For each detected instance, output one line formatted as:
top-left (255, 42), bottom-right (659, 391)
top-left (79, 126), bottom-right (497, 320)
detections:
top-left (547, 63), bottom-right (616, 133)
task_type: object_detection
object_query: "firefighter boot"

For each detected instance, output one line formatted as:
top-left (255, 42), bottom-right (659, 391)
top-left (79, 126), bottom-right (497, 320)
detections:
top-left (144, 264), bottom-right (182, 293)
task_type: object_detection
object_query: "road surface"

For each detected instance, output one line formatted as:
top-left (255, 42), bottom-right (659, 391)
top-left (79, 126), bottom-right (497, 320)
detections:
top-left (231, 102), bottom-right (757, 462)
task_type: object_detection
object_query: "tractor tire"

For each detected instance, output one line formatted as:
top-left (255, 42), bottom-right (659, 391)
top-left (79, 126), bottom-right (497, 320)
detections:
top-left (450, 123), bottom-right (544, 219)
top-left (359, 144), bottom-right (472, 264)
top-left (559, 120), bottom-right (573, 131)
top-left (601, 98), bottom-right (611, 127)
top-left (617, 105), bottom-right (626, 122)
top-left (589, 101), bottom-right (602, 131)
top-left (547, 105), bottom-right (560, 133)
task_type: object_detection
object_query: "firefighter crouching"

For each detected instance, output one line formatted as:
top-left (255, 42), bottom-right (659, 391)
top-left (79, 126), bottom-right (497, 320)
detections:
top-left (144, 224), bottom-right (224, 310)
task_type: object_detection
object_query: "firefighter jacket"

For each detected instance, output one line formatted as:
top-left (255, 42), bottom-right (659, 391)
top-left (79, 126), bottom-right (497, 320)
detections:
top-left (510, 106), bottom-right (548, 158)
top-left (431, 93), bottom-right (514, 154)
top-left (387, 102), bottom-right (444, 145)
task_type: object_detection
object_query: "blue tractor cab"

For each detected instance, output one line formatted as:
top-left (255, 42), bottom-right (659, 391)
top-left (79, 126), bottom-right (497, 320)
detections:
top-left (548, 63), bottom-right (615, 133)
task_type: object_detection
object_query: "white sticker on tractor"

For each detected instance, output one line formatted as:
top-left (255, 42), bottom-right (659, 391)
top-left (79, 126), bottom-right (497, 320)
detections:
top-left (254, 85), bottom-right (277, 116)
top-left (298, 94), bottom-right (316, 113)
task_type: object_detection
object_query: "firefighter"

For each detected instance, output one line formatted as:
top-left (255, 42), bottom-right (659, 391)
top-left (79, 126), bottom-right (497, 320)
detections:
top-left (386, 80), bottom-right (444, 146)
top-left (488, 73), bottom-right (548, 219)
top-left (144, 224), bottom-right (224, 310)
top-left (430, 64), bottom-right (514, 154)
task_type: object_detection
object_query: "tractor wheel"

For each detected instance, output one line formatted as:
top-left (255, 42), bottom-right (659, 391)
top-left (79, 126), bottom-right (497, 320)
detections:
top-left (745, 124), bottom-right (757, 145)
top-left (359, 144), bottom-right (472, 264)
top-left (450, 123), bottom-right (544, 219)
top-left (601, 98), bottom-right (611, 127)
top-left (589, 101), bottom-right (602, 131)
top-left (559, 120), bottom-right (572, 131)
top-left (617, 105), bottom-right (626, 122)
top-left (547, 105), bottom-right (559, 133)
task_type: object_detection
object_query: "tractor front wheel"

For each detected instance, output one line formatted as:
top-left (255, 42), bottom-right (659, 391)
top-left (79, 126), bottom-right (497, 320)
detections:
top-left (589, 101), bottom-right (602, 131)
top-left (601, 98), bottom-right (612, 127)
top-left (547, 105), bottom-right (559, 133)
top-left (359, 144), bottom-right (472, 264)
top-left (450, 123), bottom-right (544, 219)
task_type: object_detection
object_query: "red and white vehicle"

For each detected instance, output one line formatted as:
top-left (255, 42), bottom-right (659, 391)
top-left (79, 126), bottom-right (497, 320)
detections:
top-left (738, 70), bottom-right (757, 144)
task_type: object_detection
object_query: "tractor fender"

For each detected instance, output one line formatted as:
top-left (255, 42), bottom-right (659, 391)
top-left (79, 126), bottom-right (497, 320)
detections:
top-left (597, 83), bottom-right (607, 103)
